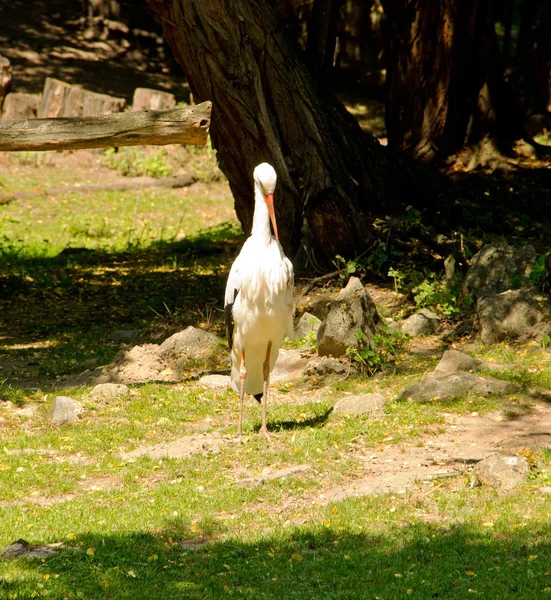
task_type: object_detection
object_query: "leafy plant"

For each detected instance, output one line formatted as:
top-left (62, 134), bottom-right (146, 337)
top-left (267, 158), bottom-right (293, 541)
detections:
top-left (101, 148), bottom-right (174, 178)
top-left (347, 326), bottom-right (410, 374)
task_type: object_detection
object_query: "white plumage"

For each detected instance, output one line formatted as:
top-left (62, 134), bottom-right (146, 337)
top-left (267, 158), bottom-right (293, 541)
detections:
top-left (224, 163), bottom-right (294, 437)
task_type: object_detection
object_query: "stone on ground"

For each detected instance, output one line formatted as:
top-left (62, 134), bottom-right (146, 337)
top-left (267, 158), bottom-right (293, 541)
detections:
top-left (475, 287), bottom-right (551, 344)
top-left (462, 243), bottom-right (536, 300)
top-left (398, 372), bottom-right (513, 402)
top-left (430, 348), bottom-right (512, 379)
top-left (317, 276), bottom-right (381, 358)
top-left (158, 326), bottom-right (221, 362)
top-left (270, 348), bottom-right (310, 382)
top-left (50, 396), bottom-right (83, 424)
top-left (305, 356), bottom-right (355, 377)
top-left (90, 383), bottom-right (130, 398)
top-left (401, 309), bottom-right (440, 336)
top-left (475, 455), bottom-right (530, 491)
top-left (295, 312), bottom-right (322, 338)
top-left (333, 393), bottom-right (386, 416)
top-left (199, 374), bottom-right (231, 388)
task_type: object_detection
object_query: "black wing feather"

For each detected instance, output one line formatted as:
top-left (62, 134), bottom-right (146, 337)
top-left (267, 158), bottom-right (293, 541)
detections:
top-left (225, 288), bottom-right (238, 350)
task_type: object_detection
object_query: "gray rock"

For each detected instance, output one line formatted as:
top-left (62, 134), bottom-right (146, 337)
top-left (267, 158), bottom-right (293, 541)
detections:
top-left (333, 393), bottom-right (386, 416)
top-left (398, 372), bottom-right (513, 402)
top-left (305, 356), bottom-right (355, 377)
top-left (384, 317), bottom-right (400, 334)
top-left (462, 243), bottom-right (537, 300)
top-left (109, 329), bottom-right (139, 343)
top-left (475, 287), bottom-right (551, 344)
top-left (430, 349), bottom-right (512, 379)
top-left (271, 348), bottom-right (310, 382)
top-left (50, 396), bottom-right (83, 424)
top-left (199, 374), bottom-right (231, 388)
top-left (90, 383), bottom-right (130, 398)
top-left (401, 309), bottom-right (440, 336)
top-left (158, 326), bottom-right (221, 360)
top-left (295, 312), bottom-right (322, 338)
top-left (317, 277), bottom-right (381, 358)
top-left (475, 455), bottom-right (530, 491)
top-left (0, 539), bottom-right (68, 559)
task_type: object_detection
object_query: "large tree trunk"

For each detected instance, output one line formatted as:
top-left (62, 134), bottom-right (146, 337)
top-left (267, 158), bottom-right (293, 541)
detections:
top-left (384, 0), bottom-right (523, 168)
top-left (146, 0), bottom-right (400, 262)
top-left (517, 0), bottom-right (551, 115)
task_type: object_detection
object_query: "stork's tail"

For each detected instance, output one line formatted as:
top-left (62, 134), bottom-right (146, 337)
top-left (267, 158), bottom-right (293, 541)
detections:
top-left (253, 393), bottom-right (262, 403)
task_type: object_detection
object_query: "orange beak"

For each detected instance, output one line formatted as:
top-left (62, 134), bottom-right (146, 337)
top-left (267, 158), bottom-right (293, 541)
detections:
top-left (265, 193), bottom-right (279, 242)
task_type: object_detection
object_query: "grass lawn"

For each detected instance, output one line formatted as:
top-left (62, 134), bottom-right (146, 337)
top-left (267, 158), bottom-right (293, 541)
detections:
top-left (0, 147), bottom-right (551, 599)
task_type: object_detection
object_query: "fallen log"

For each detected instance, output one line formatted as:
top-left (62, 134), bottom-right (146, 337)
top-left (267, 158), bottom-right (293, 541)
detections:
top-left (0, 173), bottom-right (196, 204)
top-left (0, 101), bottom-right (211, 151)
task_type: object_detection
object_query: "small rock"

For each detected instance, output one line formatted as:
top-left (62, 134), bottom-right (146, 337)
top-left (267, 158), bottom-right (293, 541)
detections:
top-left (271, 348), bottom-right (309, 382)
top-left (539, 486), bottom-right (551, 495)
top-left (317, 277), bottom-right (381, 358)
top-left (475, 455), bottom-right (530, 491)
top-left (90, 383), bottom-right (130, 398)
top-left (109, 330), bottom-right (139, 343)
top-left (333, 393), bottom-right (386, 416)
top-left (384, 317), bottom-right (400, 334)
top-left (158, 326), bottom-right (221, 360)
top-left (398, 372), bottom-right (513, 402)
top-left (429, 349), bottom-right (512, 379)
top-left (50, 396), bottom-right (83, 424)
top-left (401, 309), bottom-right (440, 336)
top-left (295, 312), bottom-right (322, 338)
top-left (305, 356), bottom-right (355, 377)
top-left (0, 539), bottom-right (68, 559)
top-left (199, 374), bottom-right (231, 388)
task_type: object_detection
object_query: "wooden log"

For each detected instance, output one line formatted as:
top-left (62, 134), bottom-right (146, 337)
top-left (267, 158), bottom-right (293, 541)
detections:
top-left (38, 77), bottom-right (126, 118)
top-left (132, 87), bottom-right (176, 111)
top-left (0, 56), bottom-right (12, 114)
top-left (0, 174), bottom-right (196, 204)
top-left (0, 101), bottom-right (211, 151)
top-left (1, 93), bottom-right (40, 120)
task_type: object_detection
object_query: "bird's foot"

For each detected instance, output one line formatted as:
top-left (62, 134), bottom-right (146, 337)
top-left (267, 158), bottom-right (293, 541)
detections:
top-left (259, 426), bottom-right (271, 441)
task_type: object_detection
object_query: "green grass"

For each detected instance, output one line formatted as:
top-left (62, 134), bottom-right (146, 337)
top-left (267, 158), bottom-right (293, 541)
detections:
top-left (2, 149), bottom-right (551, 598)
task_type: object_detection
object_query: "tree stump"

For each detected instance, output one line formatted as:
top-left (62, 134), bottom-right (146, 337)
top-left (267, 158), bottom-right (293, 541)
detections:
top-left (1, 93), bottom-right (40, 120)
top-left (132, 87), bottom-right (176, 111)
top-left (37, 77), bottom-right (126, 118)
top-left (0, 55), bottom-right (12, 114)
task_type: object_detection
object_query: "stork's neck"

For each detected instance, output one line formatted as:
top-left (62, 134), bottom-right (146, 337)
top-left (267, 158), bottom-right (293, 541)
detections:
top-left (251, 182), bottom-right (272, 242)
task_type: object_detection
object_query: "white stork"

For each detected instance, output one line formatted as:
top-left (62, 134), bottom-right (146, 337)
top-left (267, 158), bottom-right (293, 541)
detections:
top-left (224, 163), bottom-right (294, 437)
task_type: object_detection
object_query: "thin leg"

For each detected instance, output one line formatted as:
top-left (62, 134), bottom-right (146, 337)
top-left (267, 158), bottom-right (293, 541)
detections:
top-left (238, 350), bottom-right (246, 437)
top-left (259, 341), bottom-right (272, 439)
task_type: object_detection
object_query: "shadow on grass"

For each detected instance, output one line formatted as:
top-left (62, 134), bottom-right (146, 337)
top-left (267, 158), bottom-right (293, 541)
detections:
top-left (4, 520), bottom-right (551, 599)
top-left (0, 223), bottom-right (243, 390)
top-left (265, 407), bottom-right (334, 432)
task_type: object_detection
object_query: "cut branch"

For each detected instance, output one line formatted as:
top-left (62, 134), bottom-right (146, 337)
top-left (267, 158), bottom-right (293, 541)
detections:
top-left (0, 102), bottom-right (211, 152)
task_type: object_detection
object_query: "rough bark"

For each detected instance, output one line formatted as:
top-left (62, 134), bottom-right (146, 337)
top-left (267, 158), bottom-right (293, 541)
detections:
top-left (146, 0), bottom-right (402, 261)
top-left (384, 0), bottom-right (523, 167)
top-left (0, 103), bottom-right (210, 151)
top-left (517, 0), bottom-right (551, 115)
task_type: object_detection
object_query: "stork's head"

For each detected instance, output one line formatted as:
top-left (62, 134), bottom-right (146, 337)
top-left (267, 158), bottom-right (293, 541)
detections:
top-left (254, 162), bottom-right (277, 195)
top-left (253, 163), bottom-right (279, 242)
